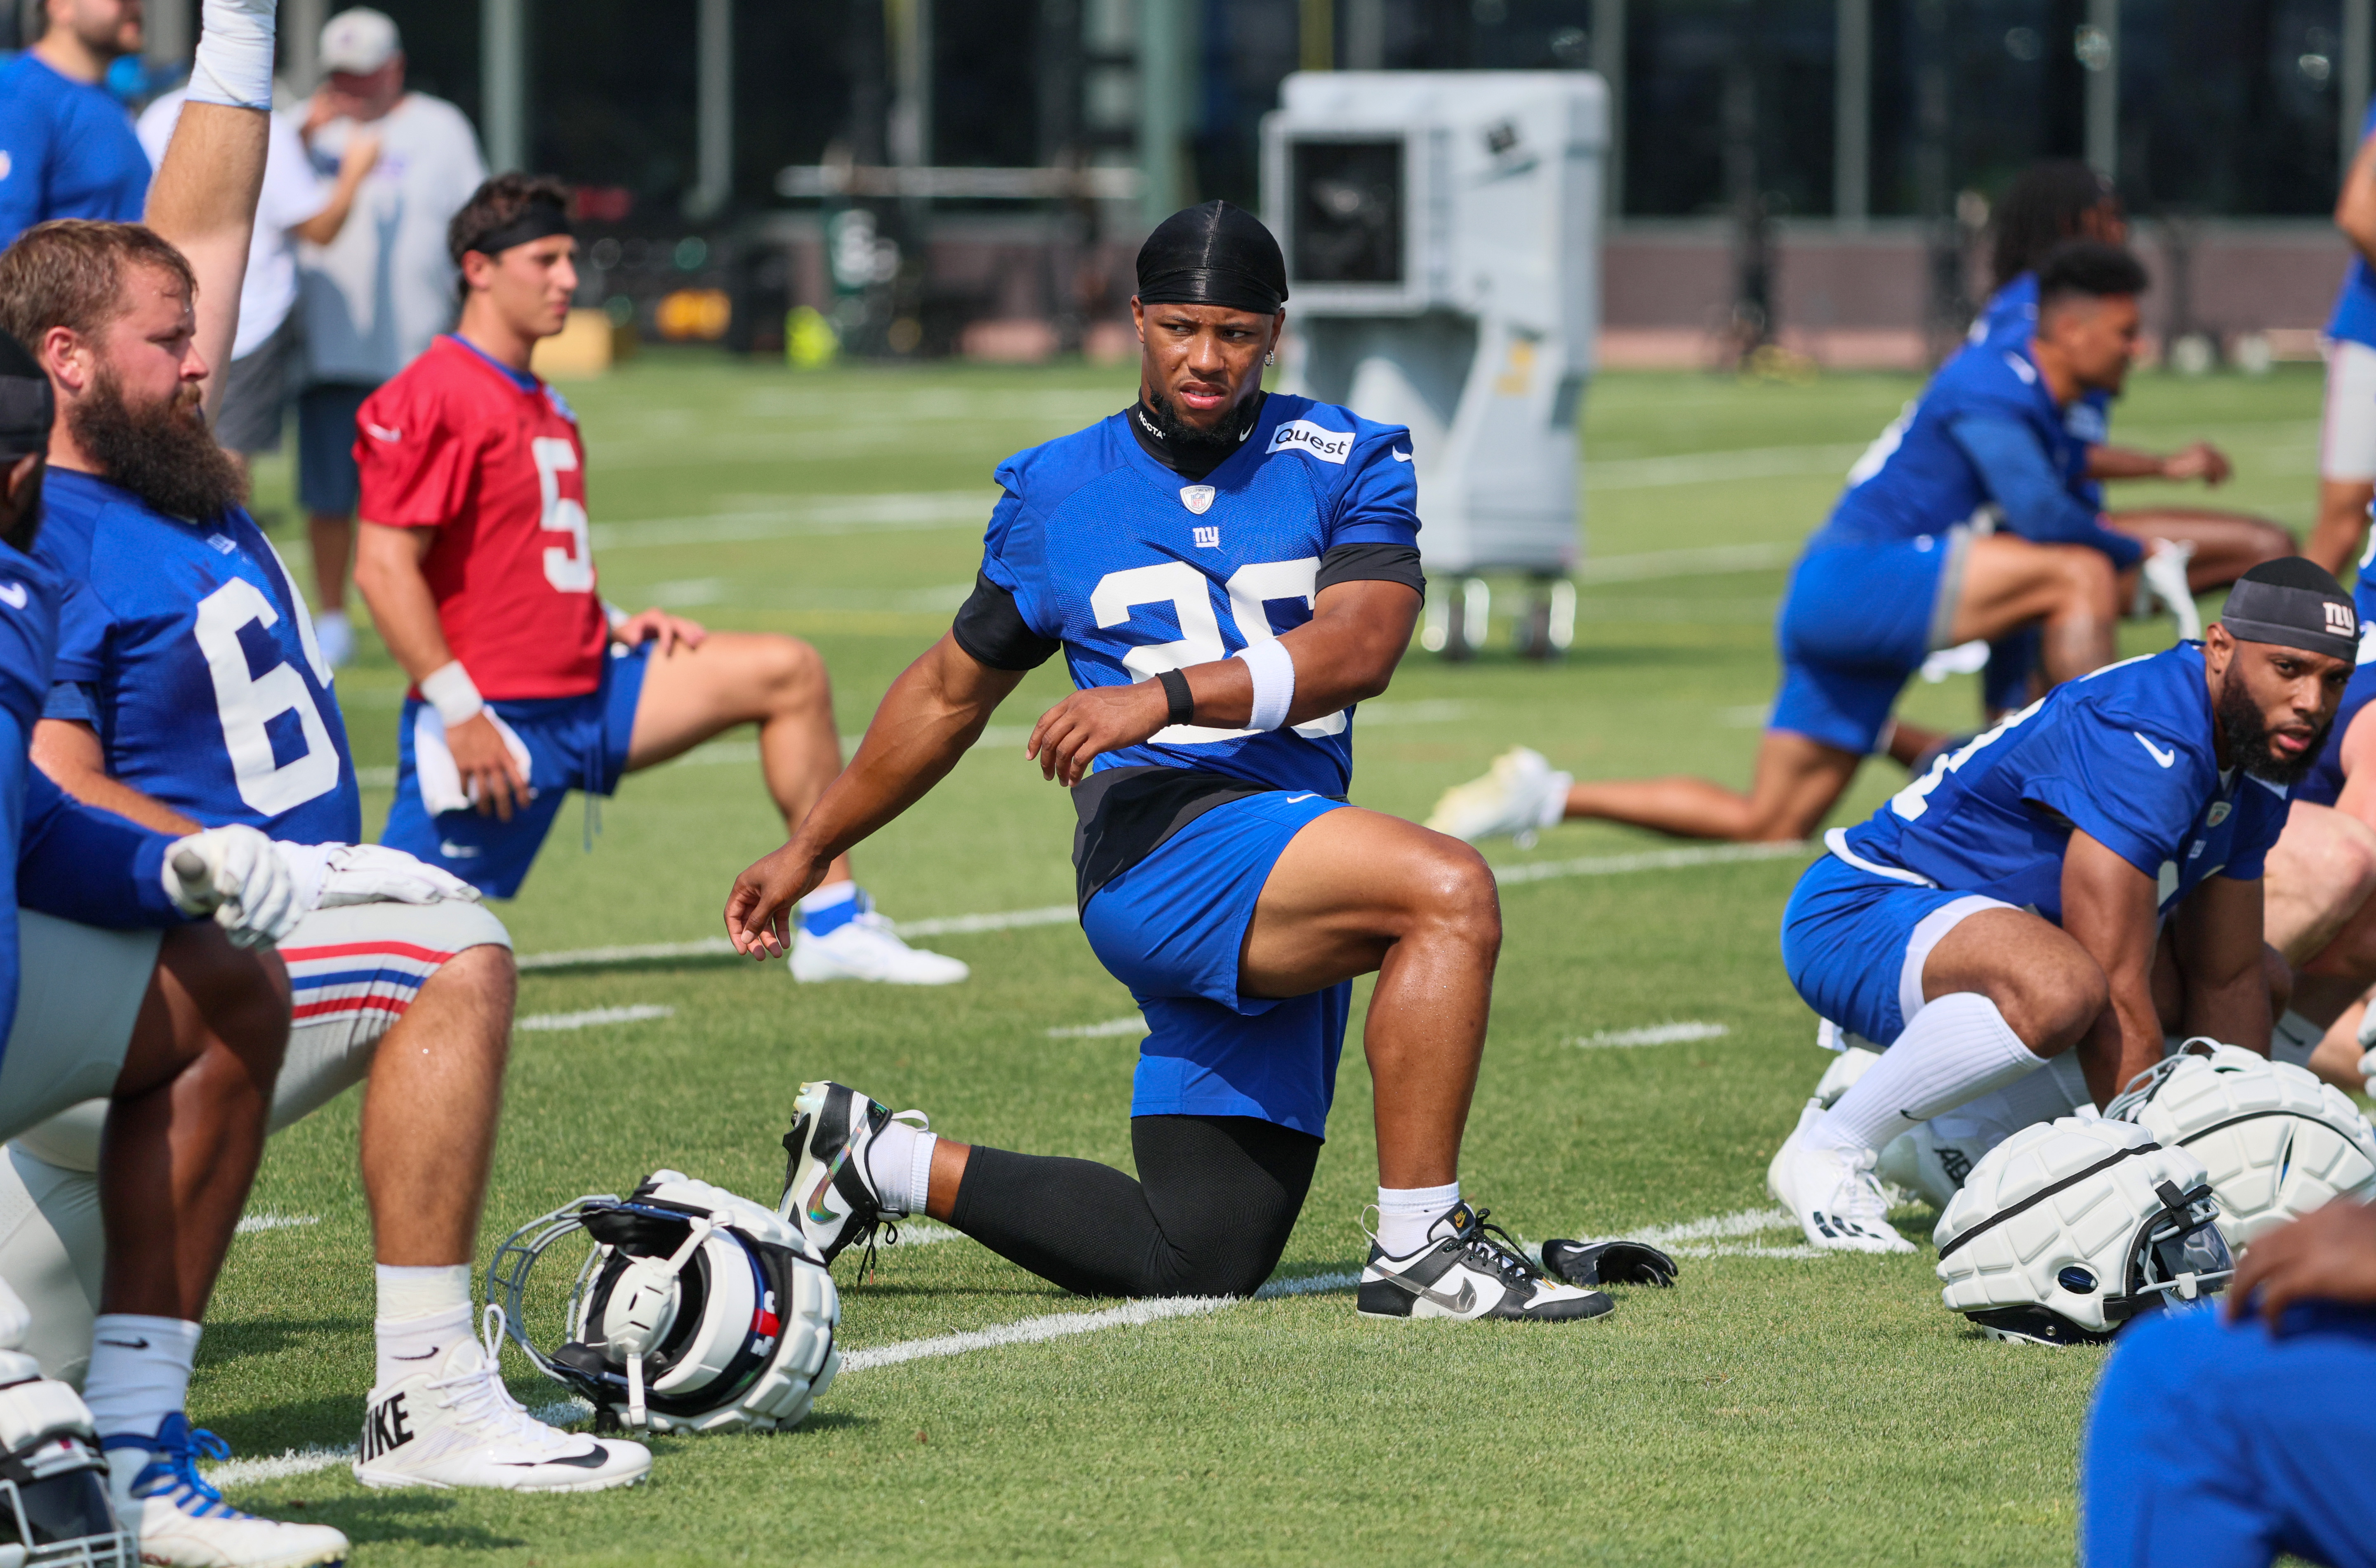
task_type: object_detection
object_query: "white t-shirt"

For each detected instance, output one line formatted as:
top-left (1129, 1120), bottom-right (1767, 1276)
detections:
top-left (294, 93), bottom-right (486, 386)
top-left (135, 90), bottom-right (330, 361)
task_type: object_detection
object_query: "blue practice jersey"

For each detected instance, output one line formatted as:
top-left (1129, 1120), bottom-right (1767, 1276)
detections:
top-left (38, 470), bottom-right (362, 843)
top-left (1835, 643), bottom-right (2286, 924)
top-left (1969, 273), bottom-right (2109, 506)
top-left (0, 54), bottom-right (151, 246)
top-left (1821, 334), bottom-right (2136, 567)
top-left (983, 394), bottom-right (1419, 797)
top-left (2334, 99), bottom-right (2376, 348)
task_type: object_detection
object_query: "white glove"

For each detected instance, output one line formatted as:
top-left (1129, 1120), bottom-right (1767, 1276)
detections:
top-left (162, 825), bottom-right (304, 948)
top-left (315, 843), bottom-right (482, 908)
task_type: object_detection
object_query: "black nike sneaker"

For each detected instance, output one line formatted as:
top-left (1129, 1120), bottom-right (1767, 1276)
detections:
top-left (1357, 1202), bottom-right (1615, 1323)
top-left (777, 1080), bottom-right (927, 1266)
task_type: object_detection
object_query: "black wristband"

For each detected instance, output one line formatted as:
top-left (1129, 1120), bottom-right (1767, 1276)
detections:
top-left (1155, 668), bottom-right (1194, 727)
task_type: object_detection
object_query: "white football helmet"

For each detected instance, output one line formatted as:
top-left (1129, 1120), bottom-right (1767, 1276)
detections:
top-left (490, 1172), bottom-right (841, 1434)
top-left (1934, 1118), bottom-right (2232, 1346)
top-left (0, 1356), bottom-right (133, 1566)
top-left (2105, 1040), bottom-right (2376, 1246)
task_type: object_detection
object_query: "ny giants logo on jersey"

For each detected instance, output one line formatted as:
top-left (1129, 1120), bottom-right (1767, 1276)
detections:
top-left (1266, 419), bottom-right (1354, 465)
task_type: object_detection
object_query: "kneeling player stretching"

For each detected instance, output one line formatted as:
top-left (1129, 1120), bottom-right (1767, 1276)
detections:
top-left (1768, 559), bottom-right (2350, 1252)
top-left (726, 202), bottom-right (1605, 1322)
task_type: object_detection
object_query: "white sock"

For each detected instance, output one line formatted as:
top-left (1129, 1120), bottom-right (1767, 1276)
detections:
top-left (2274, 1010), bottom-right (2324, 1069)
top-left (1376, 1180), bottom-right (1461, 1257)
top-left (798, 881), bottom-right (857, 913)
top-left (83, 1316), bottom-right (201, 1441)
top-left (313, 607), bottom-right (348, 636)
top-left (864, 1118), bottom-right (935, 1217)
top-left (374, 1264), bottom-right (475, 1385)
top-left (377, 1262), bottom-right (473, 1322)
top-left (1813, 994), bottom-right (2045, 1155)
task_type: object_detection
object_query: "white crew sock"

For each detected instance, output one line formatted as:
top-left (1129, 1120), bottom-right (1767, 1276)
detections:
top-left (375, 1264), bottom-right (475, 1386)
top-left (1375, 1180), bottom-right (1462, 1257)
top-left (2274, 1009), bottom-right (2324, 1070)
top-left (1813, 993), bottom-right (2045, 1155)
top-left (83, 1316), bottom-right (201, 1441)
top-left (864, 1118), bottom-right (935, 1217)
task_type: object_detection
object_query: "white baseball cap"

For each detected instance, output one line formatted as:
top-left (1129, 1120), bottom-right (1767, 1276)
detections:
top-left (318, 7), bottom-right (400, 75)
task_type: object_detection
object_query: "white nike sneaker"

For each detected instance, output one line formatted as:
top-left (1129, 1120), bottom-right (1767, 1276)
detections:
top-left (104, 1414), bottom-right (351, 1568)
top-left (1766, 1100), bottom-right (1916, 1254)
top-left (789, 893), bottom-right (968, 985)
top-left (1357, 1202), bottom-right (1614, 1322)
top-left (777, 1080), bottom-right (928, 1266)
top-left (1424, 747), bottom-right (1572, 844)
top-left (353, 1307), bottom-right (648, 1493)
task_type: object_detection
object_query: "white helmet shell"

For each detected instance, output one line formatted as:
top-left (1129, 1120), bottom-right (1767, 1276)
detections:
top-left (1933, 1118), bottom-right (2232, 1345)
top-left (2106, 1041), bottom-right (2376, 1246)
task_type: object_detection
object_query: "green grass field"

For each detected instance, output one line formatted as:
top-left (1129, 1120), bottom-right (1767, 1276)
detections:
top-left (192, 356), bottom-right (2341, 1565)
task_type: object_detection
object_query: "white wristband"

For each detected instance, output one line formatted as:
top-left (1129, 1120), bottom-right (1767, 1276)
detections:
top-left (420, 661), bottom-right (485, 727)
top-left (1234, 639), bottom-right (1296, 732)
top-left (186, 0), bottom-right (278, 110)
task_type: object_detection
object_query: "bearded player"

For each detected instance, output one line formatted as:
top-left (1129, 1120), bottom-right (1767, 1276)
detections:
top-left (352, 174), bottom-right (963, 984)
top-left (2, 108), bottom-right (650, 1499)
top-left (727, 202), bottom-right (1607, 1323)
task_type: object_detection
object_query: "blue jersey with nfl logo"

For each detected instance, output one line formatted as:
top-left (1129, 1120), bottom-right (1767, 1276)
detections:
top-left (982, 393), bottom-right (1418, 796)
top-left (1836, 643), bottom-right (2286, 923)
top-left (38, 469), bottom-right (362, 843)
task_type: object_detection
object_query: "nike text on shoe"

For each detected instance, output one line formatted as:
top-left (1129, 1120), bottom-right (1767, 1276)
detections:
top-left (789, 898), bottom-right (968, 986)
top-left (778, 1081), bottom-right (926, 1266)
top-left (353, 1307), bottom-right (649, 1493)
top-left (1766, 1101), bottom-right (1917, 1255)
top-left (1423, 747), bottom-right (1571, 845)
top-left (1357, 1203), bottom-right (1614, 1323)
top-left (104, 1413), bottom-right (351, 1568)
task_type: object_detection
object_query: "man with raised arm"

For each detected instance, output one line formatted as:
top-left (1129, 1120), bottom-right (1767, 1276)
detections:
top-left (727, 202), bottom-right (1608, 1323)
top-left (2, 0), bottom-right (650, 1509)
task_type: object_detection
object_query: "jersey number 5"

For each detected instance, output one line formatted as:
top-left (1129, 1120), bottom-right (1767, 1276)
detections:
top-left (1088, 559), bottom-right (1347, 742)
top-left (532, 437), bottom-right (595, 593)
top-left (194, 577), bottom-right (342, 815)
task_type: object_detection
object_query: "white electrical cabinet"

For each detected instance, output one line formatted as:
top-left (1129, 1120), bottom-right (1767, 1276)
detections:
top-left (1261, 71), bottom-right (1606, 655)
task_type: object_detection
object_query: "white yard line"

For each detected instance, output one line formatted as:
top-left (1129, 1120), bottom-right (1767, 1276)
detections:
top-left (1046, 1017), bottom-right (1147, 1039)
top-left (1627, 1205), bottom-right (1824, 1260)
top-left (516, 1005), bottom-right (676, 1032)
top-left (234, 1214), bottom-right (320, 1235)
top-left (1575, 1022), bottom-right (1730, 1049)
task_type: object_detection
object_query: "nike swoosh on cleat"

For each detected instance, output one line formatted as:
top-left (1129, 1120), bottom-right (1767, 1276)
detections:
top-left (1379, 1272), bottom-right (1477, 1314)
top-left (805, 1146), bottom-right (851, 1226)
top-left (391, 1349), bottom-right (439, 1360)
top-left (503, 1446), bottom-right (610, 1468)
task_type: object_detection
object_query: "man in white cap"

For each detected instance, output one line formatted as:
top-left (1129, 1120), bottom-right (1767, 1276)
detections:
top-left (293, 6), bottom-right (485, 666)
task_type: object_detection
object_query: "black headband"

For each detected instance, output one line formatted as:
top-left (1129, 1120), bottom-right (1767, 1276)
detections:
top-left (0, 332), bottom-right (51, 463)
top-left (2221, 577), bottom-right (2360, 662)
top-left (465, 202), bottom-right (572, 259)
top-left (1136, 200), bottom-right (1288, 317)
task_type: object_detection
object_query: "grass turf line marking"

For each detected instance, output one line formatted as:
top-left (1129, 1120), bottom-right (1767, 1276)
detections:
top-left (516, 1004), bottom-right (676, 1032)
top-left (1575, 1022), bottom-right (1730, 1049)
top-left (1628, 1206), bottom-right (1824, 1261)
top-left (234, 1213), bottom-right (320, 1235)
top-left (515, 839), bottom-right (1809, 973)
top-left (1047, 1016), bottom-right (1147, 1039)
top-left (206, 1445), bottom-right (355, 1488)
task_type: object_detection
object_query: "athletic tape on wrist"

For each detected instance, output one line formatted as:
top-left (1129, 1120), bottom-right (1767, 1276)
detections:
top-left (186, 0), bottom-right (277, 109)
top-left (1156, 668), bottom-right (1194, 728)
top-left (1234, 639), bottom-right (1295, 731)
top-left (421, 661), bottom-right (485, 727)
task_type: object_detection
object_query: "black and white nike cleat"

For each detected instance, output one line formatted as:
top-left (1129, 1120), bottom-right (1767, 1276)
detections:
top-left (1357, 1203), bottom-right (1614, 1323)
top-left (777, 1080), bottom-right (926, 1267)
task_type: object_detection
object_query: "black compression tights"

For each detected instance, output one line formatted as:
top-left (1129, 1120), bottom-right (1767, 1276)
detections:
top-left (945, 1114), bottom-right (1322, 1298)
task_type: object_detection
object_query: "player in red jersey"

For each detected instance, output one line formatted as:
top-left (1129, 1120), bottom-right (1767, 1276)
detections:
top-left (354, 174), bottom-right (964, 983)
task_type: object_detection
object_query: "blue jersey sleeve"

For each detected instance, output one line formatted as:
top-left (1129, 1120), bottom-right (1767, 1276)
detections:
top-left (1947, 414), bottom-right (2143, 570)
top-left (41, 681), bottom-right (95, 724)
top-left (17, 765), bottom-right (177, 928)
top-left (976, 486), bottom-right (1060, 641)
top-left (2018, 716), bottom-right (2203, 878)
top-left (1327, 433), bottom-right (1421, 549)
top-left (0, 73), bottom-right (54, 248)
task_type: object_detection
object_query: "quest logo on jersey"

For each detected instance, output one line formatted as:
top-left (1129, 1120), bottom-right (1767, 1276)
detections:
top-left (1266, 419), bottom-right (1354, 465)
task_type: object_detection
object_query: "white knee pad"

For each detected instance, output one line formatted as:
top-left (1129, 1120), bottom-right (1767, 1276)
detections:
top-left (0, 1146), bottom-right (102, 1386)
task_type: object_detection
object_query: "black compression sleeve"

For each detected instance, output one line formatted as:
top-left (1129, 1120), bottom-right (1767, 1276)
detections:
top-left (945, 1115), bottom-right (1320, 1297)
top-left (951, 571), bottom-right (1062, 671)
top-left (1315, 542), bottom-right (1425, 598)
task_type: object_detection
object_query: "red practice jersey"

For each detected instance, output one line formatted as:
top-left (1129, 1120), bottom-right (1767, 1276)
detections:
top-left (355, 334), bottom-right (608, 699)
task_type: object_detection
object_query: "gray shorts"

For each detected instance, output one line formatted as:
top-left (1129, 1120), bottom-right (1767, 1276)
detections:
top-left (0, 913), bottom-right (160, 1149)
top-left (214, 313), bottom-right (299, 456)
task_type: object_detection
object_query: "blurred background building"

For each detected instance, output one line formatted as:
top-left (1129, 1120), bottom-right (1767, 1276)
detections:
top-left (11, 0), bottom-right (2368, 367)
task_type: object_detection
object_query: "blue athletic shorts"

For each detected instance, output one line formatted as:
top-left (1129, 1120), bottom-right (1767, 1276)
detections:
top-left (1079, 789), bottom-right (1350, 1139)
top-left (1778, 847), bottom-right (2011, 1045)
top-left (2081, 1300), bottom-right (2376, 1568)
top-left (297, 382), bottom-right (376, 517)
top-left (2293, 656), bottom-right (2376, 807)
top-left (1770, 530), bottom-right (1967, 755)
top-left (380, 643), bottom-right (652, 899)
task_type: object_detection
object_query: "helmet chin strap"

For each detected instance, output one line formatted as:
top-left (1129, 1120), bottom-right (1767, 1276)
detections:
top-left (603, 1218), bottom-right (717, 1430)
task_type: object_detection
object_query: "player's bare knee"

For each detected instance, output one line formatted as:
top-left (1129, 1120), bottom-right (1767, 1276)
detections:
top-left (758, 635), bottom-right (829, 713)
top-left (1413, 839), bottom-right (1500, 949)
top-left (2055, 546), bottom-right (2118, 616)
top-left (425, 944), bottom-right (518, 1048)
top-left (1995, 950), bottom-right (2108, 1051)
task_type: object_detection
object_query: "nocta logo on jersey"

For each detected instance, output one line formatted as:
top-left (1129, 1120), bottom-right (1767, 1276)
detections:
top-left (1180, 485), bottom-right (1216, 515)
top-left (1266, 419), bottom-right (1353, 464)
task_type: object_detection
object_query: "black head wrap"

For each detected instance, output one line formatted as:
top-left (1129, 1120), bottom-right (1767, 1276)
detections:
top-left (2220, 557), bottom-right (2359, 663)
top-left (0, 330), bottom-right (52, 465)
top-left (1136, 201), bottom-right (1288, 316)
top-left (465, 199), bottom-right (572, 260)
